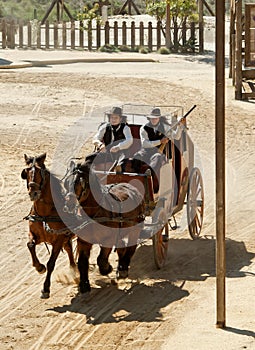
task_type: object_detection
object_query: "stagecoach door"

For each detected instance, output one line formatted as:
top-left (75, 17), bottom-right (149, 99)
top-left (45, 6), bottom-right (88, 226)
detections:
top-left (159, 160), bottom-right (175, 215)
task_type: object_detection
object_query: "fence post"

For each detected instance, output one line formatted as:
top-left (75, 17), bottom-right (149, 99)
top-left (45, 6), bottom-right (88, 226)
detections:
top-left (2, 19), bottom-right (7, 48)
top-left (37, 22), bottom-right (41, 49)
top-left (182, 19), bottom-right (187, 47)
top-left (131, 21), bottom-right (135, 49)
top-left (96, 21), bottom-right (101, 49)
top-left (19, 20), bottom-right (23, 49)
top-left (45, 20), bottom-right (49, 49)
top-left (27, 21), bottom-right (32, 48)
top-left (105, 21), bottom-right (110, 45)
top-left (79, 21), bottom-right (84, 49)
top-left (54, 21), bottom-right (58, 49)
top-left (173, 21), bottom-right (178, 51)
top-left (148, 21), bottom-right (152, 51)
top-left (88, 21), bottom-right (92, 50)
top-left (122, 21), bottom-right (127, 46)
top-left (114, 21), bottom-right (118, 47)
top-left (62, 22), bottom-right (66, 49)
top-left (7, 20), bottom-right (15, 49)
top-left (156, 21), bottom-right (161, 50)
top-left (139, 21), bottom-right (144, 47)
top-left (71, 20), bottom-right (75, 49)
top-left (190, 22), bottom-right (195, 53)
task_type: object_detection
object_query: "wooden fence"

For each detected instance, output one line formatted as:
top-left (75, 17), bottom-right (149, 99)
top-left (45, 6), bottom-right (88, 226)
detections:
top-left (0, 19), bottom-right (201, 52)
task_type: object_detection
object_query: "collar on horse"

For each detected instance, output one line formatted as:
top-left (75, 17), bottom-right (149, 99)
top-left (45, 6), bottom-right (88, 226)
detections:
top-left (23, 205), bottom-right (63, 223)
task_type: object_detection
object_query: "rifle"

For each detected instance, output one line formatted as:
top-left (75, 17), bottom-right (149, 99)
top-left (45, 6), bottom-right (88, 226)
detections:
top-left (158, 105), bottom-right (197, 154)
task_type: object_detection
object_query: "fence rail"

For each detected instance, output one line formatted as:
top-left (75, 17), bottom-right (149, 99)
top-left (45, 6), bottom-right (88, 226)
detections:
top-left (0, 19), bottom-right (201, 52)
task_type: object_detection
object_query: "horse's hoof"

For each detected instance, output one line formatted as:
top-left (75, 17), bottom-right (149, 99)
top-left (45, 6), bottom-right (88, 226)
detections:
top-left (97, 258), bottom-right (113, 276)
top-left (79, 281), bottom-right (91, 294)
top-left (116, 269), bottom-right (129, 279)
top-left (37, 265), bottom-right (46, 274)
top-left (40, 290), bottom-right (50, 299)
top-left (99, 264), bottom-right (113, 276)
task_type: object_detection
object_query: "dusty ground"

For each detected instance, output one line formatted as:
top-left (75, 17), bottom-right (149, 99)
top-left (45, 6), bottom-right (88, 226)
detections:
top-left (0, 50), bottom-right (254, 350)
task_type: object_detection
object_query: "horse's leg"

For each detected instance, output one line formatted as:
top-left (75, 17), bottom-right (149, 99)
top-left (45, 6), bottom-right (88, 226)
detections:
top-left (27, 235), bottom-right (46, 274)
top-left (77, 239), bottom-right (92, 294)
top-left (41, 241), bottom-right (62, 299)
top-left (97, 247), bottom-right (113, 276)
top-left (116, 245), bottom-right (137, 279)
top-left (63, 238), bottom-right (76, 268)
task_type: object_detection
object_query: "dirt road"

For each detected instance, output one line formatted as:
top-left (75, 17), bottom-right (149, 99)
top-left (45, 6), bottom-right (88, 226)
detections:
top-left (0, 51), bottom-right (254, 350)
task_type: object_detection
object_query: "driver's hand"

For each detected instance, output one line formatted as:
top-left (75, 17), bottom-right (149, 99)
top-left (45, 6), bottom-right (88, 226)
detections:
top-left (98, 145), bottom-right (106, 152)
top-left (179, 118), bottom-right (186, 126)
top-left (110, 146), bottom-right (120, 153)
top-left (160, 137), bottom-right (169, 145)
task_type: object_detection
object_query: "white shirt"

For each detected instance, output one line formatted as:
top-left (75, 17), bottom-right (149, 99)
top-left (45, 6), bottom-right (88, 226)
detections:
top-left (93, 123), bottom-right (133, 151)
top-left (140, 122), bottom-right (184, 149)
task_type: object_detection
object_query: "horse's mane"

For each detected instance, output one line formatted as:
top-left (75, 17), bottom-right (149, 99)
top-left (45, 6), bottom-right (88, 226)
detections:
top-left (47, 169), bottom-right (66, 206)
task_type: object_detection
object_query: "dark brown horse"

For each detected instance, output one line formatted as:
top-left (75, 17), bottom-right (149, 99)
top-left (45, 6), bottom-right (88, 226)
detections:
top-left (21, 153), bottom-right (76, 299)
top-left (64, 158), bottom-right (145, 294)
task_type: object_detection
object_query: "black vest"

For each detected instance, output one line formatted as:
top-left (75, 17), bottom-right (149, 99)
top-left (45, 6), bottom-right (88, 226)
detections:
top-left (144, 122), bottom-right (165, 143)
top-left (103, 123), bottom-right (126, 146)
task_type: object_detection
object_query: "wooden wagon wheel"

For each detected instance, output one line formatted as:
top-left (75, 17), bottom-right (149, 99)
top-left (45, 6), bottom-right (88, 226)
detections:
top-left (187, 167), bottom-right (204, 240)
top-left (152, 207), bottom-right (169, 269)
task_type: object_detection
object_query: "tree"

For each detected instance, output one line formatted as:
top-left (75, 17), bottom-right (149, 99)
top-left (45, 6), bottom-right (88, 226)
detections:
top-left (146, 0), bottom-right (198, 50)
top-left (77, 2), bottom-right (101, 50)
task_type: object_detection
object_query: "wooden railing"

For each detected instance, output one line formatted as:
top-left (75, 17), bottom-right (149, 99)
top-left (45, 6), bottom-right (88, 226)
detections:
top-left (0, 19), bottom-right (201, 52)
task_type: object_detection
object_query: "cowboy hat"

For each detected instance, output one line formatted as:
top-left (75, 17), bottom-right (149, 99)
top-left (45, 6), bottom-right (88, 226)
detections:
top-left (147, 107), bottom-right (162, 119)
top-left (107, 106), bottom-right (122, 117)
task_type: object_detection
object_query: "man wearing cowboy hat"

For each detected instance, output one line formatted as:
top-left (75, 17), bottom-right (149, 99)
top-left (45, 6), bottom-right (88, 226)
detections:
top-left (92, 106), bottom-right (133, 166)
top-left (132, 107), bottom-right (185, 192)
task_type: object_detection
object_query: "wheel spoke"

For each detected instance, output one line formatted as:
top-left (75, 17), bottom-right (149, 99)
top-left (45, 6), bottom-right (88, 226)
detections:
top-left (187, 168), bottom-right (204, 239)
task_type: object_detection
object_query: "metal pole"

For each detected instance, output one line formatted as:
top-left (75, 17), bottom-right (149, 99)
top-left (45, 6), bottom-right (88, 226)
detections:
top-left (215, 0), bottom-right (226, 328)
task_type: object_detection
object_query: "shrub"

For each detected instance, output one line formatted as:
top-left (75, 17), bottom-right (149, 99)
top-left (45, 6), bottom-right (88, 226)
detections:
top-left (98, 44), bottom-right (119, 53)
top-left (157, 47), bottom-right (170, 55)
top-left (139, 47), bottom-right (149, 54)
top-left (118, 45), bottom-right (131, 52)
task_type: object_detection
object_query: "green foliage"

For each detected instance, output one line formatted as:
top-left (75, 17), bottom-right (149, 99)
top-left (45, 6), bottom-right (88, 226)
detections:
top-left (118, 44), bottom-right (131, 52)
top-left (157, 46), bottom-right (170, 54)
top-left (98, 44), bottom-right (119, 53)
top-left (139, 47), bottom-right (149, 54)
top-left (146, 0), bottom-right (166, 21)
top-left (146, 0), bottom-right (198, 50)
top-left (146, 0), bottom-right (197, 22)
top-left (77, 2), bottom-right (101, 24)
top-left (0, 0), bottom-right (80, 21)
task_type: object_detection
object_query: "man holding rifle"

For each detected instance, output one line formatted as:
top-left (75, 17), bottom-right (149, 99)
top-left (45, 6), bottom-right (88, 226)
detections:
top-left (132, 107), bottom-right (186, 193)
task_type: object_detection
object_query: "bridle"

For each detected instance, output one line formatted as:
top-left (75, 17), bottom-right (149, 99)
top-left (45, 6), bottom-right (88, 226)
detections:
top-left (27, 157), bottom-right (47, 192)
top-left (63, 166), bottom-right (90, 214)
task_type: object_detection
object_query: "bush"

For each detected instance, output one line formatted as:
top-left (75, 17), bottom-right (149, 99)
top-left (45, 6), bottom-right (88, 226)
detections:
top-left (98, 44), bottom-right (119, 53)
top-left (157, 47), bottom-right (170, 55)
top-left (139, 47), bottom-right (149, 54)
top-left (118, 45), bottom-right (131, 52)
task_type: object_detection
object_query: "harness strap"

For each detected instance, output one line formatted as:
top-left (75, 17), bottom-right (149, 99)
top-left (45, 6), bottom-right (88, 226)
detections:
top-left (23, 214), bottom-right (63, 223)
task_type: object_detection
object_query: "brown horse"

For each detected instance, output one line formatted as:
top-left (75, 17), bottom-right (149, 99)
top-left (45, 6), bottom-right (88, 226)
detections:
top-left (64, 158), bottom-right (145, 294)
top-left (21, 153), bottom-right (76, 299)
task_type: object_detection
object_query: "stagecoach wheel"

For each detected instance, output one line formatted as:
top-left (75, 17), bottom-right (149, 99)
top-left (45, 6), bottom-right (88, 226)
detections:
top-left (152, 207), bottom-right (169, 269)
top-left (187, 167), bottom-right (204, 240)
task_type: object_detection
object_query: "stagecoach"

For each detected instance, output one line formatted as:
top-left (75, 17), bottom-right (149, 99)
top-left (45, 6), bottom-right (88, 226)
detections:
top-left (20, 104), bottom-right (205, 298)
top-left (91, 104), bottom-right (204, 269)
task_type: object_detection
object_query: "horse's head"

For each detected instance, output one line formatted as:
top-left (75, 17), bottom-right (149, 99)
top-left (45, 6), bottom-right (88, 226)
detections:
top-left (21, 153), bottom-right (47, 201)
top-left (64, 160), bottom-right (92, 213)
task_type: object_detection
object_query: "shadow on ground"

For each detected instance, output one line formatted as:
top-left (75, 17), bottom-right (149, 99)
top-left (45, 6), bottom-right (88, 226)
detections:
top-left (0, 58), bottom-right (13, 66)
top-left (49, 237), bottom-right (254, 324)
